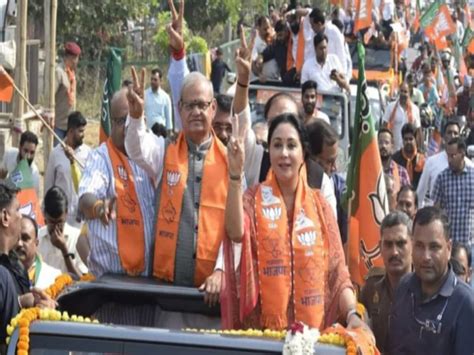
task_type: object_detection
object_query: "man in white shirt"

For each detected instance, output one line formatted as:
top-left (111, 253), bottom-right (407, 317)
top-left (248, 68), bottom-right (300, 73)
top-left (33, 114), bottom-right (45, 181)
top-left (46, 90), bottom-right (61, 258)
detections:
top-left (144, 67), bottom-right (173, 131)
top-left (39, 186), bottom-right (88, 278)
top-left (251, 15), bottom-right (280, 80)
top-left (16, 215), bottom-right (61, 289)
top-left (374, 0), bottom-right (395, 40)
top-left (301, 80), bottom-right (330, 125)
top-left (44, 111), bottom-right (91, 227)
top-left (382, 82), bottom-right (420, 151)
top-left (299, 7), bottom-right (349, 71)
top-left (0, 131), bottom-right (40, 197)
top-left (417, 120), bottom-right (474, 207)
top-left (301, 32), bottom-right (350, 94)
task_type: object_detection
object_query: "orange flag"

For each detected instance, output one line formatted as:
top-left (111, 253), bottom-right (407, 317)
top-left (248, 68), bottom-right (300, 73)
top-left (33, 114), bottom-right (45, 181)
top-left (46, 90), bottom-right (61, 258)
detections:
top-left (343, 43), bottom-right (389, 287)
top-left (354, 0), bottom-right (373, 34)
top-left (0, 69), bottom-right (14, 103)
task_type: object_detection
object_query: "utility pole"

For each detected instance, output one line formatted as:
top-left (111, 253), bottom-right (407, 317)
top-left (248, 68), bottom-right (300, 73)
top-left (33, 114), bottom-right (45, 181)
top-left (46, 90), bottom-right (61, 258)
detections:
top-left (12, 0), bottom-right (28, 146)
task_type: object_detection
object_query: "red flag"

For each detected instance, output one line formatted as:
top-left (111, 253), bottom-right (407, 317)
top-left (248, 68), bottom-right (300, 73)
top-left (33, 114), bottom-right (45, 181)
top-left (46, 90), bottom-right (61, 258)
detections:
top-left (0, 69), bottom-right (14, 103)
top-left (353, 0), bottom-right (373, 34)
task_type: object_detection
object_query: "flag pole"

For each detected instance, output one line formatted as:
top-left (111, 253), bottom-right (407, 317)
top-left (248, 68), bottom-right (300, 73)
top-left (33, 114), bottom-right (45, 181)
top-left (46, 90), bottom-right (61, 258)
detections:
top-left (6, 73), bottom-right (84, 169)
top-left (345, 197), bottom-right (352, 265)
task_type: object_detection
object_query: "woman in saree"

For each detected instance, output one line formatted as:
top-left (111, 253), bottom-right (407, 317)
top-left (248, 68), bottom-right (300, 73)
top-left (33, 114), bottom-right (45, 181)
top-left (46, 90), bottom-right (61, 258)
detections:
top-left (222, 113), bottom-right (365, 331)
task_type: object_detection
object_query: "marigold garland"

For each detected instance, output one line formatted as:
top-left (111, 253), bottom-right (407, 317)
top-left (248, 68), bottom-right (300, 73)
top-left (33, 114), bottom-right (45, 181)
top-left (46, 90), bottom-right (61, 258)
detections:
top-left (5, 273), bottom-right (97, 355)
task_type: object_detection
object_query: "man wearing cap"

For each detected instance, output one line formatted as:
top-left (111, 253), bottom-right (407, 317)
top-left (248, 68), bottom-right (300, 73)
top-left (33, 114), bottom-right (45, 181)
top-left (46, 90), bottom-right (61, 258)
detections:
top-left (54, 41), bottom-right (81, 145)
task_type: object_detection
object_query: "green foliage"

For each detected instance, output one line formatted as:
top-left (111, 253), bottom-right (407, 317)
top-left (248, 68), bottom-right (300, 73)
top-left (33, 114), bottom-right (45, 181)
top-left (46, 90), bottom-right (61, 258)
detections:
top-left (183, 0), bottom-right (241, 32)
top-left (187, 36), bottom-right (209, 54)
top-left (152, 11), bottom-right (207, 56)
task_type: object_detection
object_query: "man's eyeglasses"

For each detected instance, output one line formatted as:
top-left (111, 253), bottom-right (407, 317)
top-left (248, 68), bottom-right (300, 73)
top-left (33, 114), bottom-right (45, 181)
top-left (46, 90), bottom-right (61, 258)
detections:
top-left (113, 115), bottom-right (127, 126)
top-left (180, 100), bottom-right (212, 112)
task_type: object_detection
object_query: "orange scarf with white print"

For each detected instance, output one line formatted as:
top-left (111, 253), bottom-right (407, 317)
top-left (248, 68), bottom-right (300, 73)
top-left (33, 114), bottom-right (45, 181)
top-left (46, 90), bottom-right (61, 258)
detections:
top-left (387, 99), bottom-right (413, 131)
top-left (401, 146), bottom-right (425, 182)
top-left (106, 138), bottom-right (145, 275)
top-left (65, 65), bottom-right (76, 107)
top-left (255, 167), bottom-right (328, 330)
top-left (286, 18), bottom-right (305, 73)
top-left (153, 132), bottom-right (228, 286)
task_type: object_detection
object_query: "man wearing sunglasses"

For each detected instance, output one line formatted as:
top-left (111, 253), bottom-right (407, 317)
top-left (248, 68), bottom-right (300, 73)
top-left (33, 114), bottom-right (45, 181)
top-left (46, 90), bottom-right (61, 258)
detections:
top-left (388, 207), bottom-right (474, 354)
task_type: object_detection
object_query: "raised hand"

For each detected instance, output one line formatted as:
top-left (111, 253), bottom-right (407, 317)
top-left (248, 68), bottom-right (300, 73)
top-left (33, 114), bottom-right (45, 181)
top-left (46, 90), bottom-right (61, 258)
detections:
top-left (235, 25), bottom-right (255, 85)
top-left (227, 115), bottom-right (245, 179)
top-left (167, 0), bottom-right (184, 51)
top-left (127, 66), bottom-right (145, 119)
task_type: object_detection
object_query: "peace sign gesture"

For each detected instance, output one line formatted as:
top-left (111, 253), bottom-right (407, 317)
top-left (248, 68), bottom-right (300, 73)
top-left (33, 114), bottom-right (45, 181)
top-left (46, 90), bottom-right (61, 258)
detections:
top-left (167, 0), bottom-right (185, 52)
top-left (227, 115), bottom-right (246, 179)
top-left (127, 66), bottom-right (146, 119)
top-left (235, 25), bottom-right (255, 85)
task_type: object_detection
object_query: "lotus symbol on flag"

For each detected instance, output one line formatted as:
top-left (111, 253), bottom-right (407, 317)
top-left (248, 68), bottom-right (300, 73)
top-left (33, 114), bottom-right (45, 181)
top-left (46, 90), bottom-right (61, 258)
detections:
top-left (19, 203), bottom-right (35, 219)
top-left (368, 173), bottom-right (388, 226)
top-left (167, 171), bottom-right (181, 187)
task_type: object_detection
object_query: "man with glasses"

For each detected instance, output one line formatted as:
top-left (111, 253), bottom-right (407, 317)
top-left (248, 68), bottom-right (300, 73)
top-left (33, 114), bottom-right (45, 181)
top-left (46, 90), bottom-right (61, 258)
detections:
top-left (124, 0), bottom-right (251, 306)
top-left (306, 120), bottom-right (346, 243)
top-left (78, 89), bottom-right (155, 279)
top-left (388, 207), bottom-right (474, 354)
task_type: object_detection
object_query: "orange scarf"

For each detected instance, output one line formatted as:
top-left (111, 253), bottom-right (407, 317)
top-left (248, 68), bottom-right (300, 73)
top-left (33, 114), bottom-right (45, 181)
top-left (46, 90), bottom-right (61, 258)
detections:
top-left (387, 100), bottom-right (413, 131)
top-left (255, 168), bottom-right (328, 330)
top-left (286, 18), bottom-right (305, 73)
top-left (65, 65), bottom-right (76, 107)
top-left (106, 138), bottom-right (145, 275)
top-left (401, 147), bottom-right (425, 182)
top-left (153, 132), bottom-right (228, 286)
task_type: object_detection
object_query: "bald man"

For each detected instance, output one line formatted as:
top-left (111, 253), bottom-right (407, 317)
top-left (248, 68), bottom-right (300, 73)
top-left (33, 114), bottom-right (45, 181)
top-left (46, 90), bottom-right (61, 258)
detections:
top-left (78, 89), bottom-right (156, 278)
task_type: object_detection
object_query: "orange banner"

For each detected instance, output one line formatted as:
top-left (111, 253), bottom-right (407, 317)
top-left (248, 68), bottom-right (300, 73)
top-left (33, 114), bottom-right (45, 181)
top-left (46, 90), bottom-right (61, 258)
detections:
top-left (354, 0), bottom-right (373, 34)
top-left (0, 70), bottom-right (14, 103)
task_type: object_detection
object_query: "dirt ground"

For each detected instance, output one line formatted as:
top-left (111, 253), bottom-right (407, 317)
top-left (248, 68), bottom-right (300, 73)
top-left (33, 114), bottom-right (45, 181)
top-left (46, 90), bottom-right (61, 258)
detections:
top-left (29, 119), bottom-right (100, 197)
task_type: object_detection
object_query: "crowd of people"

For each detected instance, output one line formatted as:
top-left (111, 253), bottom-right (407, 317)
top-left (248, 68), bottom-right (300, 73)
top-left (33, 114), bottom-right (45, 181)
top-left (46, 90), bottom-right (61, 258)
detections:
top-left (1, 0), bottom-right (474, 354)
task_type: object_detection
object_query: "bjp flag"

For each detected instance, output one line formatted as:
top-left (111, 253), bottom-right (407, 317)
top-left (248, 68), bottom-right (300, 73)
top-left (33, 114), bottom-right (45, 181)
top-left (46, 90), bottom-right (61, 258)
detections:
top-left (0, 69), bottom-right (14, 103)
top-left (9, 159), bottom-right (45, 226)
top-left (353, 0), bottom-right (373, 34)
top-left (462, 27), bottom-right (474, 55)
top-left (343, 42), bottom-right (389, 287)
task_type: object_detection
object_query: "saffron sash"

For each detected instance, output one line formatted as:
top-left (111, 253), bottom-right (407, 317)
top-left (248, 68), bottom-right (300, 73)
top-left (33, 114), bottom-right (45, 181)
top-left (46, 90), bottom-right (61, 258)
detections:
top-left (106, 138), bottom-right (145, 275)
top-left (255, 168), bottom-right (328, 330)
top-left (153, 132), bottom-right (228, 286)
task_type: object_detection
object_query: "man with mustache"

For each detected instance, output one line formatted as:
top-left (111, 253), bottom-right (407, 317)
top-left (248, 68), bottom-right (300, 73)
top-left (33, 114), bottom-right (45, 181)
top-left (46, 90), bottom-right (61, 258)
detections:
top-left (16, 215), bottom-right (61, 289)
top-left (360, 211), bottom-right (413, 353)
top-left (378, 128), bottom-right (410, 194)
top-left (0, 131), bottom-right (40, 197)
top-left (382, 82), bottom-right (421, 151)
top-left (388, 207), bottom-right (474, 354)
top-left (253, 19), bottom-right (300, 85)
top-left (45, 111), bottom-right (91, 227)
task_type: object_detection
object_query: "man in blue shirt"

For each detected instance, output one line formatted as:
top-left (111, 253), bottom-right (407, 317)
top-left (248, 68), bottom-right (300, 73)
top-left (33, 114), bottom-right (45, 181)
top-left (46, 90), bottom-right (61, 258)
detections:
top-left (144, 68), bottom-right (172, 132)
top-left (388, 206), bottom-right (474, 355)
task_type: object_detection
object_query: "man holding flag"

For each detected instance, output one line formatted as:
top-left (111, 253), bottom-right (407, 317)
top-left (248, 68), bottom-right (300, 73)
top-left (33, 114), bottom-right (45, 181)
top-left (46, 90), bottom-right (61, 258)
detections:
top-left (344, 42), bottom-right (389, 288)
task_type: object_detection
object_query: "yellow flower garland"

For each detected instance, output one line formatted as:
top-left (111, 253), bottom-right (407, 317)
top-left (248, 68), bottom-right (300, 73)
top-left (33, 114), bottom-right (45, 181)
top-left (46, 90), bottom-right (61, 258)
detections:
top-left (5, 273), bottom-right (97, 355)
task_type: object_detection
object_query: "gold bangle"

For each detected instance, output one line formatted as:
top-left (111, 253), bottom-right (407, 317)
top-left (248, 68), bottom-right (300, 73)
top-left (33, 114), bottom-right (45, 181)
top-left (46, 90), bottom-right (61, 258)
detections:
top-left (229, 174), bottom-right (242, 181)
